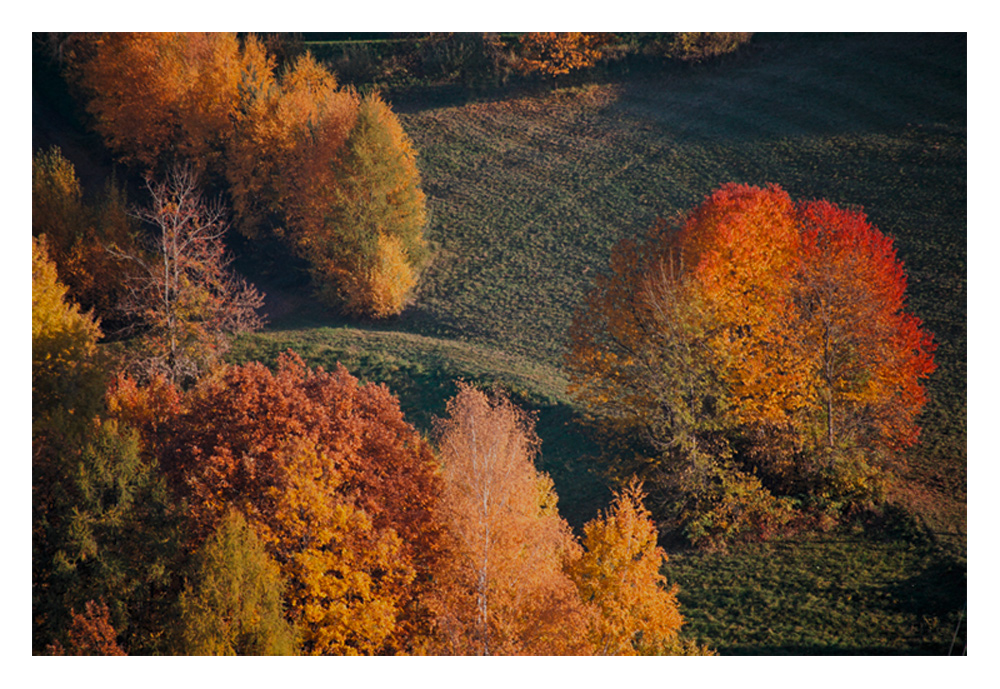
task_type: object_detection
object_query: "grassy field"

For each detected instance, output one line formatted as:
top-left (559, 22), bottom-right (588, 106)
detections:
top-left (231, 32), bottom-right (966, 654)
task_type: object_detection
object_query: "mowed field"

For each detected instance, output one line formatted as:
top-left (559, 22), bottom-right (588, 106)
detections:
top-left (231, 32), bottom-right (967, 654)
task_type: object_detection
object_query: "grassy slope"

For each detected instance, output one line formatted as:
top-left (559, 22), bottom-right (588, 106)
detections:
top-left (232, 33), bottom-right (966, 654)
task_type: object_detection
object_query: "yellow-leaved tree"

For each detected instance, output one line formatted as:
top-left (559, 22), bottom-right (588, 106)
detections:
top-left (295, 91), bottom-right (428, 318)
top-left (32, 235), bottom-right (104, 429)
top-left (567, 480), bottom-right (687, 655)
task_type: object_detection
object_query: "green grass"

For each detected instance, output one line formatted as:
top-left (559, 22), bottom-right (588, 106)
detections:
top-left (230, 32), bottom-right (967, 654)
top-left (664, 535), bottom-right (966, 655)
top-left (229, 327), bottom-right (612, 529)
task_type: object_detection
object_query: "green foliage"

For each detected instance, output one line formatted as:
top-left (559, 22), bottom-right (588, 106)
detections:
top-left (31, 235), bottom-right (104, 432)
top-left (176, 510), bottom-right (298, 655)
top-left (33, 418), bottom-right (184, 655)
top-left (300, 92), bottom-right (428, 317)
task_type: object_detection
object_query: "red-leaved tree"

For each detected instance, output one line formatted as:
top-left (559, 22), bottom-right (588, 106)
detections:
top-left (568, 183), bottom-right (936, 544)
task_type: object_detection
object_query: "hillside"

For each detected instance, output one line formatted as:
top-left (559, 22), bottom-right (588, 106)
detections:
top-left (232, 33), bottom-right (966, 654)
top-left (35, 32), bottom-right (967, 655)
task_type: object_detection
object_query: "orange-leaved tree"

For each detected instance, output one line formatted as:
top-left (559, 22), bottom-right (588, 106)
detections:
top-left (516, 32), bottom-right (610, 78)
top-left (567, 183), bottom-right (936, 545)
top-left (427, 383), bottom-right (590, 655)
top-left (225, 47), bottom-right (359, 240)
top-left (65, 32), bottom-right (249, 173)
top-left (225, 51), bottom-right (427, 318)
top-left (109, 352), bottom-right (444, 654)
top-left (567, 480), bottom-right (684, 655)
top-left (677, 183), bottom-right (811, 429)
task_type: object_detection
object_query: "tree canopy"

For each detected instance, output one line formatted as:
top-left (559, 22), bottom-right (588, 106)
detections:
top-left (568, 183), bottom-right (936, 546)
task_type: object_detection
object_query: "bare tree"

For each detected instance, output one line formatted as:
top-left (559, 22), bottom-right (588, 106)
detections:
top-left (111, 166), bottom-right (264, 385)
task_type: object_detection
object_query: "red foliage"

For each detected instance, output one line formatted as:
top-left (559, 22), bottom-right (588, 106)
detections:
top-left (47, 600), bottom-right (127, 656)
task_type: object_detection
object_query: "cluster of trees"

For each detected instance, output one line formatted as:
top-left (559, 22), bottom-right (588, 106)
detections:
top-left (318, 32), bottom-right (756, 91)
top-left (34, 237), bottom-right (707, 654)
top-left (34, 149), bottom-right (264, 385)
top-left (568, 183), bottom-right (936, 548)
top-left (59, 32), bottom-right (427, 318)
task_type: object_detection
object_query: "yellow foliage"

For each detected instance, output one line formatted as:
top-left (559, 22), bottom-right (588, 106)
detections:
top-left (567, 480), bottom-right (684, 655)
top-left (250, 442), bottom-right (414, 656)
top-left (32, 236), bottom-right (103, 426)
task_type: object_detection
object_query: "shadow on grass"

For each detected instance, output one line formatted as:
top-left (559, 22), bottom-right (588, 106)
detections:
top-left (720, 642), bottom-right (964, 656)
top-left (229, 327), bottom-right (615, 530)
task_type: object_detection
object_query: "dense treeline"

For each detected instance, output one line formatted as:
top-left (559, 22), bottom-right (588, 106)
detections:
top-left (32, 32), bottom-right (711, 652)
top-left (58, 32), bottom-right (427, 319)
top-left (33, 236), bottom-right (707, 653)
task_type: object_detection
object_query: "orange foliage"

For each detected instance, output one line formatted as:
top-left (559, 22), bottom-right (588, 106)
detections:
top-left (66, 32), bottom-right (248, 172)
top-left (226, 47), bottom-right (360, 239)
top-left (47, 600), bottom-right (127, 656)
top-left (679, 183), bottom-right (811, 428)
top-left (568, 183), bottom-right (936, 543)
top-left (517, 33), bottom-right (610, 77)
top-left (109, 352), bottom-right (443, 654)
top-left (568, 481), bottom-right (684, 655)
top-left (289, 91), bottom-right (427, 317)
top-left (428, 384), bottom-right (590, 655)
top-left (795, 199), bottom-right (936, 452)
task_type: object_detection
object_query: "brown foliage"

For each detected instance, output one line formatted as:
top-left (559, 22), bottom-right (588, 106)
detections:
top-left (109, 352), bottom-right (443, 654)
top-left (47, 600), bottom-right (127, 656)
top-left (111, 166), bottom-right (264, 385)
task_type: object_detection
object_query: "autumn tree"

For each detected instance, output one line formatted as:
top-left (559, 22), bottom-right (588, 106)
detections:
top-left (32, 236), bottom-right (104, 431)
top-left (33, 147), bottom-right (138, 326)
top-left (225, 47), bottom-right (359, 240)
top-left (111, 165), bottom-right (264, 385)
top-left (565, 218), bottom-right (791, 547)
top-left (788, 199), bottom-right (936, 497)
top-left (176, 510), bottom-right (298, 655)
top-left (294, 91), bottom-right (428, 317)
top-left (427, 383), bottom-right (590, 655)
top-left (46, 600), bottom-right (127, 656)
top-left (65, 32), bottom-right (248, 173)
top-left (567, 480), bottom-right (685, 655)
top-left (567, 183), bottom-right (935, 545)
top-left (109, 353), bottom-right (444, 654)
top-left (516, 32), bottom-right (610, 78)
top-left (225, 49), bottom-right (428, 318)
